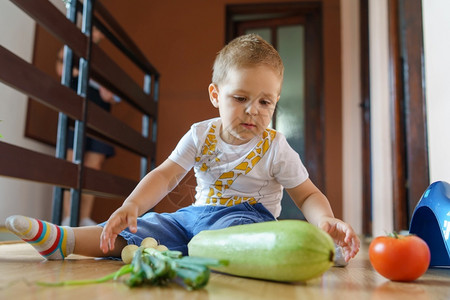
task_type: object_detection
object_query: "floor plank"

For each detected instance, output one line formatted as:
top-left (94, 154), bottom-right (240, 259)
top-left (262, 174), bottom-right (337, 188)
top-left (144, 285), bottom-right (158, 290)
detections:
top-left (0, 240), bottom-right (449, 300)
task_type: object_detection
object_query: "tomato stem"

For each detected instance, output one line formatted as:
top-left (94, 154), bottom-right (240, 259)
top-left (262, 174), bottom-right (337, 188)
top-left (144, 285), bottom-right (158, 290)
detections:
top-left (388, 232), bottom-right (400, 239)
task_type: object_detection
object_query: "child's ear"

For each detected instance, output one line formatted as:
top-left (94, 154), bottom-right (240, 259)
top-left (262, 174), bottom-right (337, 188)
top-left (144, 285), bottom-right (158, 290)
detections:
top-left (208, 83), bottom-right (219, 108)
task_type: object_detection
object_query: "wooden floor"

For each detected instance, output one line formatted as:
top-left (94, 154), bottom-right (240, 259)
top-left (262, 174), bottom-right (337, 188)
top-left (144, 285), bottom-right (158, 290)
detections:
top-left (0, 239), bottom-right (449, 300)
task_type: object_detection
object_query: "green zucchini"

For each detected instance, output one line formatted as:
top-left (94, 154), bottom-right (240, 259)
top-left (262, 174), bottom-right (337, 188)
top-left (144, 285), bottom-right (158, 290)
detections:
top-left (187, 220), bottom-right (335, 282)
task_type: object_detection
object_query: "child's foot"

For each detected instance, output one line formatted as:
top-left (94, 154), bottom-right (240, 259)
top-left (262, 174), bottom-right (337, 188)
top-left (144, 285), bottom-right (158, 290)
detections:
top-left (5, 215), bottom-right (75, 260)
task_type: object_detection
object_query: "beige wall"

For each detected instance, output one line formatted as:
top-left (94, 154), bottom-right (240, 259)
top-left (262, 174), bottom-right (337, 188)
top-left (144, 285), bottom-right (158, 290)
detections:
top-left (423, 0), bottom-right (450, 184)
top-left (368, 0), bottom-right (394, 236)
top-left (0, 0), bottom-right (65, 223)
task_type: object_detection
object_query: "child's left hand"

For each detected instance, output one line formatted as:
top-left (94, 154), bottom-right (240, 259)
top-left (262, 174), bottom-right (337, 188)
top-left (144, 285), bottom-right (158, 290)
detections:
top-left (319, 217), bottom-right (360, 262)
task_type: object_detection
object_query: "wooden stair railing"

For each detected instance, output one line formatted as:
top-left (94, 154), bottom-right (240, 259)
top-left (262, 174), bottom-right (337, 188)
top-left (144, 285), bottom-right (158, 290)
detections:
top-left (0, 0), bottom-right (159, 226)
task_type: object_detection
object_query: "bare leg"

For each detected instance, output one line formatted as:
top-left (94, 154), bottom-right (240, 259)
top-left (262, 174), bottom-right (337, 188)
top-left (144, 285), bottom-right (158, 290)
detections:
top-left (73, 226), bottom-right (127, 258)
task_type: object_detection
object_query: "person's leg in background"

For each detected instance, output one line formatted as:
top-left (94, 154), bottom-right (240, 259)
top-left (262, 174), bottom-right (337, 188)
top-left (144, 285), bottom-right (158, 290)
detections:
top-left (63, 149), bottom-right (106, 226)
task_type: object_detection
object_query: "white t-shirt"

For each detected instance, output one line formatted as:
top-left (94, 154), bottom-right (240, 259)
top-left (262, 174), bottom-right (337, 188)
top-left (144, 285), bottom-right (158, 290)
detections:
top-left (169, 118), bottom-right (308, 218)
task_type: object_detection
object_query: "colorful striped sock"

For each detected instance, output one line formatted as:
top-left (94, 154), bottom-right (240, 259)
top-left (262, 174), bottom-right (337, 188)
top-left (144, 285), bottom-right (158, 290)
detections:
top-left (5, 215), bottom-right (75, 260)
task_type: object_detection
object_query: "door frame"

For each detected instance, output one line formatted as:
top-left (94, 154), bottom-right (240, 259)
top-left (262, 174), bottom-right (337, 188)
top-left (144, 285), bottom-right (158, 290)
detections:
top-left (360, 0), bottom-right (372, 235)
top-left (388, 0), bottom-right (429, 231)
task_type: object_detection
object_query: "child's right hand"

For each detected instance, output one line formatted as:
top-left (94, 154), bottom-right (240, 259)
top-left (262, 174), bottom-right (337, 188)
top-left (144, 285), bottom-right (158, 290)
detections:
top-left (100, 202), bottom-right (139, 253)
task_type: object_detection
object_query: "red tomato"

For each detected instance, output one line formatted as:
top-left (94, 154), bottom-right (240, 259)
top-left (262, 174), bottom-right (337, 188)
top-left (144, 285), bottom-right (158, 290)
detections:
top-left (369, 234), bottom-right (430, 281)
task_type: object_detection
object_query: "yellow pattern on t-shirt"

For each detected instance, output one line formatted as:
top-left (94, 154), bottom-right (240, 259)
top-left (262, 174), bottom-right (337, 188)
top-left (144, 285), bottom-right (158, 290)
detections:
top-left (196, 125), bottom-right (276, 206)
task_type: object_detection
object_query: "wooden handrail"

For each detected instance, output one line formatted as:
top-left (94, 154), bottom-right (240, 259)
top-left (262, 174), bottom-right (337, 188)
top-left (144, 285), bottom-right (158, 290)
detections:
top-left (11, 0), bottom-right (87, 59)
top-left (0, 45), bottom-right (82, 120)
top-left (87, 102), bottom-right (155, 157)
top-left (0, 141), bottom-right (78, 189)
top-left (90, 44), bottom-right (157, 116)
top-left (0, 45), bottom-right (154, 158)
top-left (0, 141), bottom-right (138, 198)
top-left (11, 0), bottom-right (157, 116)
top-left (83, 168), bottom-right (137, 198)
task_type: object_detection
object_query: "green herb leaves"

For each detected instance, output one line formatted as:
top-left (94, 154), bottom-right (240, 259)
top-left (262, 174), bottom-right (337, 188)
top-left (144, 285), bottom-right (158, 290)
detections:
top-left (37, 247), bottom-right (227, 290)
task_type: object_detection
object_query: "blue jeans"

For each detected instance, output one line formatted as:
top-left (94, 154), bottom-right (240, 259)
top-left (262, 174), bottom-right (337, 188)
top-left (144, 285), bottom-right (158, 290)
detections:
top-left (105, 202), bottom-right (275, 256)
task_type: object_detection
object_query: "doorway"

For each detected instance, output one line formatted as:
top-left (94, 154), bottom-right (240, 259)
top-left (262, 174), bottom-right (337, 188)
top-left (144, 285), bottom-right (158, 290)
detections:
top-left (226, 3), bottom-right (324, 220)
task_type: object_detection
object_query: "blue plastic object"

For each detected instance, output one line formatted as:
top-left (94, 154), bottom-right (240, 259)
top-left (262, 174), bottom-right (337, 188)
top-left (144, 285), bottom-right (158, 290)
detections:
top-left (410, 181), bottom-right (450, 267)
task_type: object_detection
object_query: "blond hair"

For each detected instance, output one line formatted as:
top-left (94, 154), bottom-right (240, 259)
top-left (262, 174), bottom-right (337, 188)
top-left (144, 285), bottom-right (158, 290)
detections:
top-left (212, 34), bottom-right (284, 85)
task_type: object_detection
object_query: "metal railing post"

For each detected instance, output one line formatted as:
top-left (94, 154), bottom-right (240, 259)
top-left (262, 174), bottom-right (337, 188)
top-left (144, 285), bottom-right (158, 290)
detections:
top-left (51, 0), bottom-right (77, 225)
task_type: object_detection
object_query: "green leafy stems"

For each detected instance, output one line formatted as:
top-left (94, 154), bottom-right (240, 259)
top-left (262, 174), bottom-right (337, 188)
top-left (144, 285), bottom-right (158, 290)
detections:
top-left (37, 247), bottom-right (228, 290)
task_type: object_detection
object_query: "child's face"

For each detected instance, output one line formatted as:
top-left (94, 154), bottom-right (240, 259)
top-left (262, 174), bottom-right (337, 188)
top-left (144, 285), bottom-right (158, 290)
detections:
top-left (209, 65), bottom-right (282, 145)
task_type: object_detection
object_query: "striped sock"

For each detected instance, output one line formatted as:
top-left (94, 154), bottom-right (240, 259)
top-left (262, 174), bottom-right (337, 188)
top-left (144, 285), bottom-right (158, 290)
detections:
top-left (5, 215), bottom-right (75, 260)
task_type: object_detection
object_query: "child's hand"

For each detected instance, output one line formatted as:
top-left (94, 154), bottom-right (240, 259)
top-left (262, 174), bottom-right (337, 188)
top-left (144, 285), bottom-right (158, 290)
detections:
top-left (100, 202), bottom-right (139, 254)
top-left (319, 217), bottom-right (360, 262)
